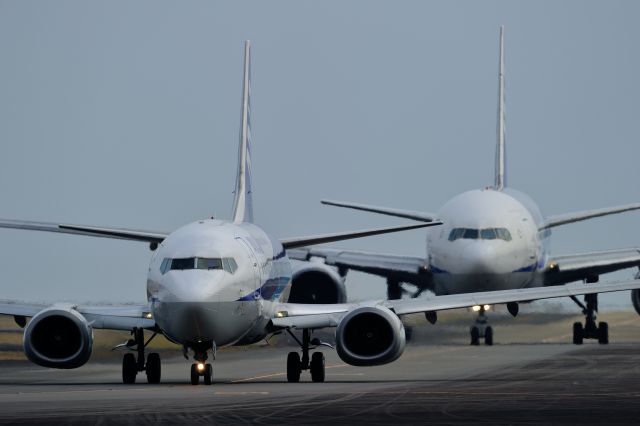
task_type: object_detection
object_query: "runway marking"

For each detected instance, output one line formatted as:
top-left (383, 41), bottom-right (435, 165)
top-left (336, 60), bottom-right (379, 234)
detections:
top-left (327, 373), bottom-right (364, 376)
top-left (215, 391), bottom-right (269, 395)
top-left (230, 372), bottom-right (285, 383)
top-left (376, 390), bottom-right (632, 397)
top-left (229, 364), bottom-right (350, 383)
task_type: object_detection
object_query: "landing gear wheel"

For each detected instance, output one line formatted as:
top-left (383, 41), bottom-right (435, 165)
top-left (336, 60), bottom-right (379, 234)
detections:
top-left (287, 352), bottom-right (301, 383)
top-left (310, 352), bottom-right (325, 383)
top-left (484, 326), bottom-right (494, 346)
top-left (203, 363), bottom-right (213, 385)
top-left (598, 322), bottom-right (609, 345)
top-left (145, 353), bottom-right (161, 384)
top-left (404, 326), bottom-right (413, 342)
top-left (122, 353), bottom-right (137, 384)
top-left (470, 326), bottom-right (480, 346)
top-left (190, 364), bottom-right (200, 385)
top-left (573, 322), bottom-right (584, 345)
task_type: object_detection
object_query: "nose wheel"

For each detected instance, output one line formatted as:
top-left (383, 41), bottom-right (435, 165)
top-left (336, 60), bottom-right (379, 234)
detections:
top-left (286, 329), bottom-right (326, 382)
top-left (190, 362), bottom-right (213, 385)
top-left (470, 306), bottom-right (493, 346)
top-left (189, 344), bottom-right (214, 385)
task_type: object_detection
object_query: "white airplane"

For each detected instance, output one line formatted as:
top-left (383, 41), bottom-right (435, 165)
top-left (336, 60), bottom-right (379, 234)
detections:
top-left (290, 27), bottom-right (640, 346)
top-left (1, 40), bottom-right (640, 386)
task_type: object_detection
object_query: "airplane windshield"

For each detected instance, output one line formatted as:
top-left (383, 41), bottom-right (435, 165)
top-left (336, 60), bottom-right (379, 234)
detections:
top-left (161, 257), bottom-right (238, 274)
top-left (448, 228), bottom-right (512, 242)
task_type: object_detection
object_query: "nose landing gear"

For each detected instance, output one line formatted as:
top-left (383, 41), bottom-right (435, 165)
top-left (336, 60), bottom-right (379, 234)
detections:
top-left (470, 305), bottom-right (493, 346)
top-left (571, 294), bottom-right (608, 345)
top-left (286, 329), bottom-right (327, 383)
top-left (189, 343), bottom-right (215, 385)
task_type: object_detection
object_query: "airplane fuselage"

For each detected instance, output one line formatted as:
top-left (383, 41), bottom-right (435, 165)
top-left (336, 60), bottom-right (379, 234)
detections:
top-left (146, 220), bottom-right (292, 347)
top-left (426, 188), bottom-right (550, 295)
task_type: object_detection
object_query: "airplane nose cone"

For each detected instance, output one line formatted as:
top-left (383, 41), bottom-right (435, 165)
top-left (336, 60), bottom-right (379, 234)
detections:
top-left (162, 271), bottom-right (225, 302)
top-left (461, 244), bottom-right (497, 274)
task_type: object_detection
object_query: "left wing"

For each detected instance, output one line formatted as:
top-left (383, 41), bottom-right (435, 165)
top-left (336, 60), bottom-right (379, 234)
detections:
top-left (542, 203), bottom-right (640, 229)
top-left (0, 301), bottom-right (155, 331)
top-left (279, 222), bottom-right (441, 250)
top-left (544, 248), bottom-right (640, 285)
top-left (287, 247), bottom-right (431, 286)
top-left (272, 279), bottom-right (640, 329)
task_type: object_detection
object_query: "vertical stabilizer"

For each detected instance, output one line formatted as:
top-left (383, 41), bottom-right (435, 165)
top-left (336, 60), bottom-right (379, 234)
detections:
top-left (232, 40), bottom-right (254, 224)
top-left (494, 26), bottom-right (506, 191)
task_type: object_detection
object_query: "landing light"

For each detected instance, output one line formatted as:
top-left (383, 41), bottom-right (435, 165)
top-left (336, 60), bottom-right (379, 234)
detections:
top-left (197, 363), bottom-right (205, 372)
top-left (275, 311), bottom-right (289, 318)
top-left (472, 305), bottom-right (481, 312)
top-left (484, 305), bottom-right (491, 311)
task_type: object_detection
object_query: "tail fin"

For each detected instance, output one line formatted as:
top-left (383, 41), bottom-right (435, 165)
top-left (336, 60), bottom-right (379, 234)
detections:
top-left (232, 40), bottom-right (254, 224)
top-left (494, 26), bottom-right (506, 191)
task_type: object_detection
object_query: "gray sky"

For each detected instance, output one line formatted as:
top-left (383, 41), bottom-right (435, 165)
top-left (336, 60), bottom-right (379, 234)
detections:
top-left (0, 1), bottom-right (639, 310)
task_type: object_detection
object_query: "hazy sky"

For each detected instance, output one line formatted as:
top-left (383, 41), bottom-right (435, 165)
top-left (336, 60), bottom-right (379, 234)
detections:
top-left (0, 1), bottom-right (639, 311)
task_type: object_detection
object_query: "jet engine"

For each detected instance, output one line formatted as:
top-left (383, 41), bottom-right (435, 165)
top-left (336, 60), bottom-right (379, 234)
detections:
top-left (632, 289), bottom-right (640, 317)
top-left (23, 307), bottom-right (93, 369)
top-left (335, 305), bottom-right (406, 366)
top-left (288, 263), bottom-right (347, 304)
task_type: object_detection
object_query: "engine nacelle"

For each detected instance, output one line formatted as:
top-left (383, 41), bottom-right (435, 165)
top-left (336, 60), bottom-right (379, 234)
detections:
top-left (23, 307), bottom-right (93, 369)
top-left (288, 263), bottom-right (347, 304)
top-left (335, 305), bottom-right (406, 366)
top-left (632, 289), bottom-right (640, 317)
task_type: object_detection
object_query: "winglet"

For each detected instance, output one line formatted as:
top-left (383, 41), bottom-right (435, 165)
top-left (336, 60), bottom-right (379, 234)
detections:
top-left (494, 26), bottom-right (506, 191)
top-left (232, 40), bottom-right (254, 224)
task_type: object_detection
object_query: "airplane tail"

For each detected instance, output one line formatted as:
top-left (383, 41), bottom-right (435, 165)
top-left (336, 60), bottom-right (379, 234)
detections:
top-left (232, 40), bottom-right (254, 224)
top-left (494, 26), bottom-right (506, 191)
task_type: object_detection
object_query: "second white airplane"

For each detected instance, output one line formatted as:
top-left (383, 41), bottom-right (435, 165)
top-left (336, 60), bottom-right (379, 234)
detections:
top-left (292, 27), bottom-right (640, 346)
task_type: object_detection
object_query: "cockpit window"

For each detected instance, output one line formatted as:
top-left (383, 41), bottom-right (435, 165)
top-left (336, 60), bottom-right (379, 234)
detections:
top-left (170, 258), bottom-right (195, 270)
top-left (223, 258), bottom-right (238, 274)
top-left (495, 228), bottom-right (512, 241)
top-left (448, 227), bottom-right (512, 242)
top-left (480, 228), bottom-right (497, 240)
top-left (462, 228), bottom-right (479, 239)
top-left (161, 257), bottom-right (238, 274)
top-left (196, 258), bottom-right (223, 270)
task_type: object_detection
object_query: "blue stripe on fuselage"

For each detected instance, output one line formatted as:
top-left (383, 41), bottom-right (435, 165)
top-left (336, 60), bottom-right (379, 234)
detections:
top-left (237, 276), bottom-right (290, 301)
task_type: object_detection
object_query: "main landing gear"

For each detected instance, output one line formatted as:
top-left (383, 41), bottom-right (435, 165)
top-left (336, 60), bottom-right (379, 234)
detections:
top-left (121, 328), bottom-right (161, 384)
top-left (571, 293), bottom-right (608, 345)
top-left (470, 305), bottom-right (493, 346)
top-left (189, 343), bottom-right (214, 385)
top-left (286, 329), bottom-right (326, 383)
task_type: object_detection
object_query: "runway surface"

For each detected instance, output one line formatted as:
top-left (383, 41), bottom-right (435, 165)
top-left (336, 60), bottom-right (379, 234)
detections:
top-left (1, 311), bottom-right (639, 425)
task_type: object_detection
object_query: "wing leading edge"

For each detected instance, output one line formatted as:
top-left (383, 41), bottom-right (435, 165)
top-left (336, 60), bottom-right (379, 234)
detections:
top-left (0, 301), bottom-right (155, 331)
top-left (542, 203), bottom-right (640, 230)
top-left (272, 279), bottom-right (640, 329)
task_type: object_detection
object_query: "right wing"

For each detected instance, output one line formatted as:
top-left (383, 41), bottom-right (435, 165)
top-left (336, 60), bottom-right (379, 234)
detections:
top-left (0, 300), bottom-right (156, 331)
top-left (0, 219), bottom-right (168, 244)
top-left (544, 248), bottom-right (640, 285)
top-left (321, 200), bottom-right (437, 222)
top-left (287, 247), bottom-right (432, 287)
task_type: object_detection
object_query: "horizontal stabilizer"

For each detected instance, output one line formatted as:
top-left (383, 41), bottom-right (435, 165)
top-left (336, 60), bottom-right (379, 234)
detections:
top-left (280, 222), bottom-right (441, 250)
top-left (0, 219), bottom-right (168, 243)
top-left (542, 203), bottom-right (640, 229)
top-left (321, 200), bottom-right (437, 222)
